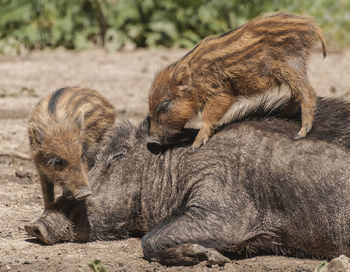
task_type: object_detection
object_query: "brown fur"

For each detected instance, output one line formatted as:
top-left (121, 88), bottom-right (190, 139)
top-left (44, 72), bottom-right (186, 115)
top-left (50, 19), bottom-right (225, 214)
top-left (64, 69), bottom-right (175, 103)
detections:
top-left (148, 12), bottom-right (327, 148)
top-left (28, 87), bottom-right (116, 209)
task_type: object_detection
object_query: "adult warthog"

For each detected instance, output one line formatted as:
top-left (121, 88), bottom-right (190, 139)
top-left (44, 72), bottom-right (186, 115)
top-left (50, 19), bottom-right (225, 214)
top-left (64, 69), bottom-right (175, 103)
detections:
top-left (26, 97), bottom-right (350, 266)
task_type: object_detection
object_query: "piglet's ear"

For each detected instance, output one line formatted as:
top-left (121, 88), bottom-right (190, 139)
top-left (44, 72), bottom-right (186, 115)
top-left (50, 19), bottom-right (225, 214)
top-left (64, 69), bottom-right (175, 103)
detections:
top-left (174, 64), bottom-right (191, 88)
top-left (29, 126), bottom-right (46, 146)
top-left (156, 100), bottom-right (174, 114)
top-left (75, 111), bottom-right (84, 130)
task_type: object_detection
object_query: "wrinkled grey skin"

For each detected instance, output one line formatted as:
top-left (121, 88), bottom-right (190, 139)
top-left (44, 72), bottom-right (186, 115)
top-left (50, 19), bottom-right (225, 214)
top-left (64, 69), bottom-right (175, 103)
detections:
top-left (26, 97), bottom-right (350, 266)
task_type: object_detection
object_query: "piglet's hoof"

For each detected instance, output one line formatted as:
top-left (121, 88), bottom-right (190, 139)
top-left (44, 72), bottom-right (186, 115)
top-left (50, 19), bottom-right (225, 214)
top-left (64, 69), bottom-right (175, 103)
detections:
top-left (191, 147), bottom-right (199, 152)
top-left (294, 127), bottom-right (308, 140)
top-left (191, 136), bottom-right (208, 151)
top-left (74, 187), bottom-right (92, 200)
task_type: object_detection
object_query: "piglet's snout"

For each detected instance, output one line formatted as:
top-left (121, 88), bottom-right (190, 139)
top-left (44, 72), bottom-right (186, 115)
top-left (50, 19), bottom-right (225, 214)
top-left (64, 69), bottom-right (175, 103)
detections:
top-left (74, 186), bottom-right (92, 200)
top-left (147, 136), bottom-right (162, 155)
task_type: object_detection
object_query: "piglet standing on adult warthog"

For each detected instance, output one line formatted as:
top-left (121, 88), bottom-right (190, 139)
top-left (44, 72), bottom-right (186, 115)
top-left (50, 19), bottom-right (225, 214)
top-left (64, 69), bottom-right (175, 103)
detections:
top-left (26, 97), bottom-right (350, 266)
top-left (148, 12), bottom-right (327, 150)
top-left (28, 87), bottom-right (116, 210)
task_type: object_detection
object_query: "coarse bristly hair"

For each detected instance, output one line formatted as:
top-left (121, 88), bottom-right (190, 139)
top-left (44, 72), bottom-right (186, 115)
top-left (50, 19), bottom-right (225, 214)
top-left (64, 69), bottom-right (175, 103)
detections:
top-left (148, 12), bottom-right (327, 150)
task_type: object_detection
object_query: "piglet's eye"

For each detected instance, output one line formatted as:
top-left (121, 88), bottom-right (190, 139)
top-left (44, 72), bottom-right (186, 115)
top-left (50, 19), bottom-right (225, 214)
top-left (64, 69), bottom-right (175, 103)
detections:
top-left (81, 151), bottom-right (86, 161)
top-left (48, 156), bottom-right (64, 169)
top-left (53, 157), bottom-right (63, 167)
top-left (155, 100), bottom-right (173, 114)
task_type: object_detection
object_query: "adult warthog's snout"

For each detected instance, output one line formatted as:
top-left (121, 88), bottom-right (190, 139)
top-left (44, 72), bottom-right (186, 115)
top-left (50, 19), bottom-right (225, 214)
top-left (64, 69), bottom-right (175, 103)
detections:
top-left (147, 135), bottom-right (162, 155)
top-left (25, 211), bottom-right (75, 245)
top-left (25, 220), bottom-right (53, 245)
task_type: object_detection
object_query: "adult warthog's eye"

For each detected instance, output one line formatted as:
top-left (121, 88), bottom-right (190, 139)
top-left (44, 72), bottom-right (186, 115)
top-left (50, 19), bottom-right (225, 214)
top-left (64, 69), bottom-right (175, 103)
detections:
top-left (112, 152), bottom-right (125, 160)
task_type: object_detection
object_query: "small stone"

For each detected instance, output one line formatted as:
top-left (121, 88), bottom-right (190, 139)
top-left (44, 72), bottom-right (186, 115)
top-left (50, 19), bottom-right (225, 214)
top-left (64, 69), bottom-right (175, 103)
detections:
top-left (327, 255), bottom-right (350, 271)
top-left (15, 170), bottom-right (25, 178)
top-left (316, 255), bottom-right (350, 272)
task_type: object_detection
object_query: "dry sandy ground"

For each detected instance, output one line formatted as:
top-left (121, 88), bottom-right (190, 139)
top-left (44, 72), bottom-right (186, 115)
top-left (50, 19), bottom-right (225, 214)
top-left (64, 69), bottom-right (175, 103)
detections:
top-left (0, 47), bottom-right (349, 272)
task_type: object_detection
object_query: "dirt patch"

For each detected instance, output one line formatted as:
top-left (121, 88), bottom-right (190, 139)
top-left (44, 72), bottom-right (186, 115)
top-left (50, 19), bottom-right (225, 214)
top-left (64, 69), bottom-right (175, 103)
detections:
top-left (0, 48), bottom-right (349, 272)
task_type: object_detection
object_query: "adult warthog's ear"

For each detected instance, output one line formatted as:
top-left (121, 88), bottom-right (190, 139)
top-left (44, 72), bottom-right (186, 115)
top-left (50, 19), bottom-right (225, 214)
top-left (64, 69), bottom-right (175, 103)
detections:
top-left (155, 100), bottom-right (174, 115)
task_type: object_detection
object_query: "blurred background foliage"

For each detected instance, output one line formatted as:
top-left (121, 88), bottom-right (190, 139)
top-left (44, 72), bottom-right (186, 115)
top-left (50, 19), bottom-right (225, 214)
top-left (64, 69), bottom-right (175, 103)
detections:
top-left (0, 0), bottom-right (349, 54)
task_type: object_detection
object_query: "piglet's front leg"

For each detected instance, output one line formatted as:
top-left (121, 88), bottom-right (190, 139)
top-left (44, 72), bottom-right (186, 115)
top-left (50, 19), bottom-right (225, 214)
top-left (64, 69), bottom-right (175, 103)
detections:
top-left (191, 122), bottom-right (213, 150)
top-left (191, 93), bottom-right (234, 150)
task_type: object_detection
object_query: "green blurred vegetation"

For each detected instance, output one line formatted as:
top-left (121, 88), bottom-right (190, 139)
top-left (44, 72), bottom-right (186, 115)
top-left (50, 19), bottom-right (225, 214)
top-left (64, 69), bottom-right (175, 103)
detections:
top-left (87, 259), bottom-right (107, 272)
top-left (0, 0), bottom-right (349, 54)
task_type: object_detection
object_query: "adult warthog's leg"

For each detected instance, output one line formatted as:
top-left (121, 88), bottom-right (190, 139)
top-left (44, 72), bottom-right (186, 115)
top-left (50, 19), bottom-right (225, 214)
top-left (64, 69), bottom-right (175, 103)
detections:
top-left (141, 207), bottom-right (231, 266)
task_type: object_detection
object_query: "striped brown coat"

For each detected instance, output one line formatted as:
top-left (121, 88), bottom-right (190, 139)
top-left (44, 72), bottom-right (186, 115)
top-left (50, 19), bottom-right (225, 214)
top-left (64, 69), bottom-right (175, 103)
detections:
top-left (148, 12), bottom-right (327, 149)
top-left (28, 87), bottom-right (116, 209)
